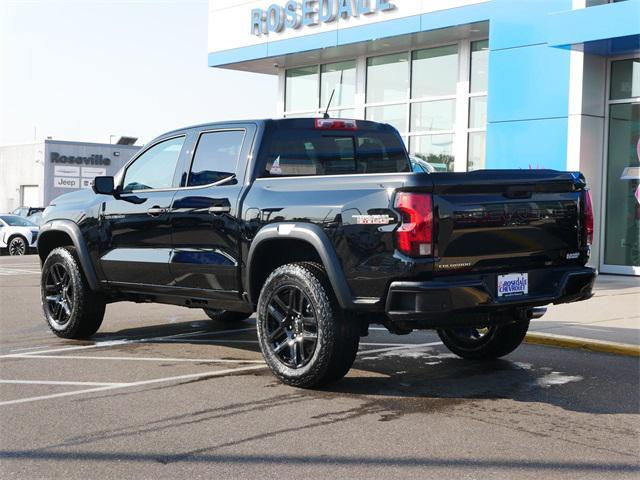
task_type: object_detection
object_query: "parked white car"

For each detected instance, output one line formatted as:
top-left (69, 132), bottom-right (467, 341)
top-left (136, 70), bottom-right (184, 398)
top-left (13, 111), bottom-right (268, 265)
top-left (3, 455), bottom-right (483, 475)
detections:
top-left (0, 215), bottom-right (39, 256)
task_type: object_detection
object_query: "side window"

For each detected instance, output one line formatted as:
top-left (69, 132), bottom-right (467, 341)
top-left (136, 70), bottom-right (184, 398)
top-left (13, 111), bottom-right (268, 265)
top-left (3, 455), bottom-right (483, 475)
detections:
top-left (122, 136), bottom-right (185, 192)
top-left (187, 130), bottom-right (245, 187)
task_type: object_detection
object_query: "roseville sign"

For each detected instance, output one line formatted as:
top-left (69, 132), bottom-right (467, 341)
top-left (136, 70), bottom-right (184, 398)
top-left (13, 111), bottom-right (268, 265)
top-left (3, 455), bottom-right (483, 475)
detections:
top-left (251, 0), bottom-right (396, 36)
top-left (50, 151), bottom-right (111, 166)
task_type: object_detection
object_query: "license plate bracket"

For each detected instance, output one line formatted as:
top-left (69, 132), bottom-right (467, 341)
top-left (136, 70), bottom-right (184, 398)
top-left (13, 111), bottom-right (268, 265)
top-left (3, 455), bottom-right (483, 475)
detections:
top-left (497, 273), bottom-right (529, 297)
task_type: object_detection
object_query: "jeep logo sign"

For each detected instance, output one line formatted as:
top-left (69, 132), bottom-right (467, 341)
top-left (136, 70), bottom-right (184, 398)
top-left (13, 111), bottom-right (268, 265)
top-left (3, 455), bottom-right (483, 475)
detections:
top-left (251, 0), bottom-right (396, 36)
top-left (50, 151), bottom-right (111, 166)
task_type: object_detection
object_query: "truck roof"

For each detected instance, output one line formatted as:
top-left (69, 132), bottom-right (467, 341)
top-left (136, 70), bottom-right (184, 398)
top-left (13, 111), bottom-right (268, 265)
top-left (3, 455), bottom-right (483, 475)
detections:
top-left (158, 118), bottom-right (395, 139)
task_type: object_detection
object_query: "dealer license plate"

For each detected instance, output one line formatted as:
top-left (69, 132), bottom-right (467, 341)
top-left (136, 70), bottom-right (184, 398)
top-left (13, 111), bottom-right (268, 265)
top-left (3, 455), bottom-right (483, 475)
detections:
top-left (497, 273), bottom-right (528, 297)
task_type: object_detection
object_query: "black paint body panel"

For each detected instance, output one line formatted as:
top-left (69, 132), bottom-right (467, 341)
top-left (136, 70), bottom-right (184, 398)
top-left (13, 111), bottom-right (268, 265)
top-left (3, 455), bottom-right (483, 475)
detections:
top-left (38, 118), bottom-right (594, 328)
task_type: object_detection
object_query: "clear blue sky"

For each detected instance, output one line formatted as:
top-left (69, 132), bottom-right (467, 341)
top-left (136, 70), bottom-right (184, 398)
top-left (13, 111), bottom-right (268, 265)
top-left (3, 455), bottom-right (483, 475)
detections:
top-left (0, 0), bottom-right (277, 146)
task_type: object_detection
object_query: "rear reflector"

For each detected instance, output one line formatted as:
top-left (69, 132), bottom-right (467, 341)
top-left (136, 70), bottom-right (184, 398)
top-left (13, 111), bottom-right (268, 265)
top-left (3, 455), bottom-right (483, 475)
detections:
top-left (314, 118), bottom-right (357, 130)
top-left (394, 192), bottom-right (433, 257)
top-left (584, 189), bottom-right (594, 245)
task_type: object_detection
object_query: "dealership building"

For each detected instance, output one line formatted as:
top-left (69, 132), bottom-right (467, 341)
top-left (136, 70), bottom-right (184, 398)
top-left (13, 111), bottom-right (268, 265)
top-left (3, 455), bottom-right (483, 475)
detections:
top-left (0, 140), bottom-right (140, 214)
top-left (208, 0), bottom-right (640, 275)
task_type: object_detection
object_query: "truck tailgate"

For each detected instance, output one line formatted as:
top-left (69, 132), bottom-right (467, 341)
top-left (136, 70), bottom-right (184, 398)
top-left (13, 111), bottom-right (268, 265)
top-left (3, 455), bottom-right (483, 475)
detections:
top-left (427, 170), bottom-right (587, 274)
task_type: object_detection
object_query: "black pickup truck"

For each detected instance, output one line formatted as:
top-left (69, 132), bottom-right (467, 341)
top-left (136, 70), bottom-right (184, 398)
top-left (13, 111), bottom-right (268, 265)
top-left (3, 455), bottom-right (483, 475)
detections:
top-left (38, 118), bottom-right (596, 387)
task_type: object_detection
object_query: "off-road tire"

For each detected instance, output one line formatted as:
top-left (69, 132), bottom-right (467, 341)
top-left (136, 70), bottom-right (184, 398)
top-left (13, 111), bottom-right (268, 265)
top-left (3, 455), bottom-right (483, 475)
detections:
top-left (437, 318), bottom-right (530, 360)
top-left (41, 247), bottom-right (106, 339)
top-left (256, 262), bottom-right (359, 388)
top-left (203, 309), bottom-right (251, 323)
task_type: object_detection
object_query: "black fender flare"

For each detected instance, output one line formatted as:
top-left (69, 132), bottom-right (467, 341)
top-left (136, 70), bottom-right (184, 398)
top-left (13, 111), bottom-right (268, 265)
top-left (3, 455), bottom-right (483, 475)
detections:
top-left (38, 220), bottom-right (100, 291)
top-left (246, 223), bottom-right (353, 309)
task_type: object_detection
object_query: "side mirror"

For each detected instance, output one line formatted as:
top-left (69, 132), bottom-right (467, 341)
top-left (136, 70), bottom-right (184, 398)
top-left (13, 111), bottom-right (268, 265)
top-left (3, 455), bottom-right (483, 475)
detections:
top-left (92, 176), bottom-right (115, 196)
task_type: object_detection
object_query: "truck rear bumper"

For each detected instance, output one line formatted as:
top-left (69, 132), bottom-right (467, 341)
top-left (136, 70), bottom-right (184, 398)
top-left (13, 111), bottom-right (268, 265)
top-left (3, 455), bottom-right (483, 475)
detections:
top-left (385, 266), bottom-right (596, 327)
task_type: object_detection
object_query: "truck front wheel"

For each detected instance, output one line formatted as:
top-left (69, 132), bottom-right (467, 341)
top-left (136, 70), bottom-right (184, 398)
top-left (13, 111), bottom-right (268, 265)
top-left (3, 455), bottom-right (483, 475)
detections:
top-left (256, 262), bottom-right (359, 388)
top-left (41, 247), bottom-right (106, 339)
top-left (437, 318), bottom-right (530, 360)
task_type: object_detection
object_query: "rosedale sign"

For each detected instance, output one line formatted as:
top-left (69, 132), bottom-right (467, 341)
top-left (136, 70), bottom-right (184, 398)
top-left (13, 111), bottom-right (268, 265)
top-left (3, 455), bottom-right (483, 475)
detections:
top-left (251, 0), bottom-right (396, 36)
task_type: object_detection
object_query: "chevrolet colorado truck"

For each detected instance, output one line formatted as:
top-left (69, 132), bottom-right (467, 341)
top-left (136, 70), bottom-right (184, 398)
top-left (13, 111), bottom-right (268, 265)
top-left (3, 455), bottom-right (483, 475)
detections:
top-left (38, 118), bottom-right (596, 387)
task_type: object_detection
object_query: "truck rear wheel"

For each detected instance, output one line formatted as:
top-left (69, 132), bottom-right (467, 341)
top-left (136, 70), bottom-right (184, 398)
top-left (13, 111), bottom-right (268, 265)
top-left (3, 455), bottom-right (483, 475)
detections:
top-left (41, 247), bottom-right (105, 339)
top-left (203, 309), bottom-right (251, 323)
top-left (437, 318), bottom-right (530, 360)
top-left (256, 262), bottom-right (359, 388)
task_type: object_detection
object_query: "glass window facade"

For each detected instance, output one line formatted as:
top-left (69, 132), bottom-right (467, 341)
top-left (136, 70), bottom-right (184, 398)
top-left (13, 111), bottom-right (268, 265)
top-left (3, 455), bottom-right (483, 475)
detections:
top-left (467, 40), bottom-right (489, 171)
top-left (365, 104), bottom-right (407, 133)
top-left (408, 44), bottom-right (459, 170)
top-left (467, 132), bottom-right (487, 172)
top-left (285, 66), bottom-right (319, 112)
top-left (409, 135), bottom-right (455, 172)
top-left (469, 96), bottom-right (487, 129)
top-left (610, 59), bottom-right (640, 100)
top-left (321, 61), bottom-right (356, 109)
top-left (366, 53), bottom-right (409, 103)
top-left (603, 57), bottom-right (640, 271)
top-left (604, 103), bottom-right (639, 267)
top-left (470, 40), bottom-right (489, 94)
top-left (282, 38), bottom-right (489, 173)
top-left (410, 100), bottom-right (456, 132)
top-left (411, 45), bottom-right (458, 98)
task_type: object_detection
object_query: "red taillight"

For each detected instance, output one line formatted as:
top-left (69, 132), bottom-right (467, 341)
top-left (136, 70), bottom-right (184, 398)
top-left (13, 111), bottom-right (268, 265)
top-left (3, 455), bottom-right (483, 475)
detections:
top-left (584, 190), bottom-right (594, 245)
top-left (394, 192), bottom-right (433, 257)
top-left (314, 118), bottom-right (357, 130)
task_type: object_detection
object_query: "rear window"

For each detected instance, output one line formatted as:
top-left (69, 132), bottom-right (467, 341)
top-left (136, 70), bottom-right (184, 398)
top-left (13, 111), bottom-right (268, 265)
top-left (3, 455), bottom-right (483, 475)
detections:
top-left (260, 128), bottom-right (410, 177)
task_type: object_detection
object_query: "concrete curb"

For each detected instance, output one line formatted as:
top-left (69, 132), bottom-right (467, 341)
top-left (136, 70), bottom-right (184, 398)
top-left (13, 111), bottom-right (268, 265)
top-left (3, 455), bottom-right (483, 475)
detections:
top-left (525, 332), bottom-right (640, 357)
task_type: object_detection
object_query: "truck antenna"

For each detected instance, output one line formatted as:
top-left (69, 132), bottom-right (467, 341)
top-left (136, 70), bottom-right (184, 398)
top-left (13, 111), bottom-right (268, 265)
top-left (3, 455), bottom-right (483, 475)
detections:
top-left (323, 69), bottom-right (344, 119)
top-left (323, 89), bottom-right (335, 119)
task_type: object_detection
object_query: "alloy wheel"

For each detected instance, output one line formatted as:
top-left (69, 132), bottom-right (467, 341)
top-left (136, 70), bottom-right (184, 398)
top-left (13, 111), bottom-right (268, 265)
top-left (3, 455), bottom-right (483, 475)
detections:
top-left (9, 238), bottom-right (26, 256)
top-left (44, 263), bottom-right (74, 326)
top-left (265, 285), bottom-right (318, 369)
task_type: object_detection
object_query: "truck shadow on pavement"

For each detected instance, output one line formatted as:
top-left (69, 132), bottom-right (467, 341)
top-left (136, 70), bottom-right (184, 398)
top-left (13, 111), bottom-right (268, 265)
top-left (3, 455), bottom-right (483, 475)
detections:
top-left (87, 319), bottom-right (640, 417)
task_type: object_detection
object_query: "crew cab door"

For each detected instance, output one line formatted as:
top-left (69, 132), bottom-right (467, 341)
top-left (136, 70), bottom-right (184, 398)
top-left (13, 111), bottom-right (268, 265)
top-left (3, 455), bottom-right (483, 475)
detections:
top-left (99, 135), bottom-right (187, 286)
top-left (169, 125), bottom-right (254, 296)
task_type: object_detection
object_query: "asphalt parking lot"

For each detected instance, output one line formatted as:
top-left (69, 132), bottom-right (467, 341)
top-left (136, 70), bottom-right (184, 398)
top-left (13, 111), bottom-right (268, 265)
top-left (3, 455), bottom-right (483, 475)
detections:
top-left (0, 255), bottom-right (638, 479)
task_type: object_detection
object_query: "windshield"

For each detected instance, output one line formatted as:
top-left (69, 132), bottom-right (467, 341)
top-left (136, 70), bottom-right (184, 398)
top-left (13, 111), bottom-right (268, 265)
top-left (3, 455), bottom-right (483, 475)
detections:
top-left (0, 215), bottom-right (36, 227)
top-left (27, 212), bottom-right (44, 225)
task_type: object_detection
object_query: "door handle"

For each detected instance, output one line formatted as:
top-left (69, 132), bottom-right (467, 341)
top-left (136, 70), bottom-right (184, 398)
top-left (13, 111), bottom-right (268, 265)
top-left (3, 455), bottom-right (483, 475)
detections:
top-left (208, 205), bottom-right (231, 214)
top-left (147, 206), bottom-right (167, 217)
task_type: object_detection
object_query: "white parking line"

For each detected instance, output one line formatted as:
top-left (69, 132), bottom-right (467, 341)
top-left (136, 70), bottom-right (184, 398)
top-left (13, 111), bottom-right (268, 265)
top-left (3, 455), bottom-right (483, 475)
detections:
top-left (4, 342), bottom-right (424, 363)
top-left (357, 341), bottom-right (443, 356)
top-left (0, 364), bottom-right (267, 407)
top-left (0, 339), bottom-right (138, 357)
top-left (0, 379), bottom-right (126, 387)
top-left (5, 354), bottom-right (265, 364)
